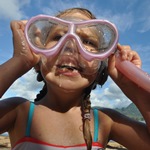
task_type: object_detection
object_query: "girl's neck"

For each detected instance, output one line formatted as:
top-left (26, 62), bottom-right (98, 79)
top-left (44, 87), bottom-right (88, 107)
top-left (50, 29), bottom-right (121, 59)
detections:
top-left (38, 87), bottom-right (84, 112)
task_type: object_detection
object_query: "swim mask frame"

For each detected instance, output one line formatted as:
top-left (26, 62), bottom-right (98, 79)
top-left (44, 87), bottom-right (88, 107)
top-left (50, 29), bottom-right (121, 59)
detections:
top-left (25, 15), bottom-right (119, 61)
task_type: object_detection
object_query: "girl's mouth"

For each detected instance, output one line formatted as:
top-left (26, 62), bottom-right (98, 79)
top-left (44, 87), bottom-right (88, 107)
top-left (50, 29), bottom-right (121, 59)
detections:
top-left (57, 64), bottom-right (80, 71)
top-left (56, 64), bottom-right (82, 76)
top-left (56, 55), bottom-right (83, 75)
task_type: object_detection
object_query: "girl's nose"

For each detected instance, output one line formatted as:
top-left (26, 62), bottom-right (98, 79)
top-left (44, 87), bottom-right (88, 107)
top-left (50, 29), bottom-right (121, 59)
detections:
top-left (60, 40), bottom-right (78, 56)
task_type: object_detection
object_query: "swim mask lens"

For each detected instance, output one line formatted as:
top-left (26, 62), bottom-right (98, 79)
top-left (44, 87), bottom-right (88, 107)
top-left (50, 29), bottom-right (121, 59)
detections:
top-left (25, 15), bottom-right (118, 61)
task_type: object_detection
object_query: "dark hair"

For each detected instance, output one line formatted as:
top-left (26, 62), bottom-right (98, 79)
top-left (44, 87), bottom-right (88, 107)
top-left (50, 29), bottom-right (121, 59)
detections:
top-left (34, 8), bottom-right (108, 150)
top-left (56, 7), bottom-right (96, 19)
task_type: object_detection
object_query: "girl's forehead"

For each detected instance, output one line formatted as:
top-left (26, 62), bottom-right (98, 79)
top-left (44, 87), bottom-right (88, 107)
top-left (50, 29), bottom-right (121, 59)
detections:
top-left (60, 12), bottom-right (91, 21)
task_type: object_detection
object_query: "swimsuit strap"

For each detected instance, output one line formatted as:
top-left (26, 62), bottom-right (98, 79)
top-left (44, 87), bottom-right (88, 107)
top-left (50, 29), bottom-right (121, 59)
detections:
top-left (25, 102), bottom-right (35, 137)
top-left (25, 103), bottom-right (99, 141)
top-left (93, 108), bottom-right (99, 142)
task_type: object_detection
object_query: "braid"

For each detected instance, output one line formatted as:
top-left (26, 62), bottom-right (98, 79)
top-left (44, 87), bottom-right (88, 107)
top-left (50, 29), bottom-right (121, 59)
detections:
top-left (81, 74), bottom-right (100, 150)
top-left (34, 71), bottom-right (47, 102)
top-left (34, 83), bottom-right (47, 102)
top-left (82, 94), bottom-right (92, 150)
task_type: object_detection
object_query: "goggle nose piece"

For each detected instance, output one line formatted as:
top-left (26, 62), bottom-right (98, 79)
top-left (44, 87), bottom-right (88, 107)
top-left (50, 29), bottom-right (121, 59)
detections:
top-left (59, 39), bottom-right (79, 56)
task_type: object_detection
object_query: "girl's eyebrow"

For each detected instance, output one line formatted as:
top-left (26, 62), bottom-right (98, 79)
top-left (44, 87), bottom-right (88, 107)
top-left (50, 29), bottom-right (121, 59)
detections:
top-left (49, 25), bottom-right (68, 34)
top-left (76, 28), bottom-right (100, 40)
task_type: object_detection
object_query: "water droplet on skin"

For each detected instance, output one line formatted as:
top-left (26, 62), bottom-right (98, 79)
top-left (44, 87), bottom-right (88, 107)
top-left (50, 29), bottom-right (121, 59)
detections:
top-left (21, 41), bottom-right (25, 46)
top-left (20, 37), bottom-right (26, 50)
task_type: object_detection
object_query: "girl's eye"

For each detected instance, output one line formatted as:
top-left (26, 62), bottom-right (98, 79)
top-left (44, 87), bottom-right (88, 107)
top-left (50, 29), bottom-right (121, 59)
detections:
top-left (53, 34), bottom-right (62, 41)
top-left (82, 39), bottom-right (96, 47)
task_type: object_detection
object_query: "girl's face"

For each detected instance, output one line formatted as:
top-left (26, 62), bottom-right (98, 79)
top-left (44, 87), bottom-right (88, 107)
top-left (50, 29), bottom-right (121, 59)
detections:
top-left (40, 12), bottom-right (98, 92)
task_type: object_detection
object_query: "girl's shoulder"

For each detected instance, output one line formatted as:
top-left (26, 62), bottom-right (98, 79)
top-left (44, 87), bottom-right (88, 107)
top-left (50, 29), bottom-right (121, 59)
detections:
top-left (92, 106), bottom-right (128, 127)
top-left (92, 106), bottom-right (125, 119)
top-left (0, 97), bottom-right (31, 136)
top-left (0, 97), bottom-right (31, 120)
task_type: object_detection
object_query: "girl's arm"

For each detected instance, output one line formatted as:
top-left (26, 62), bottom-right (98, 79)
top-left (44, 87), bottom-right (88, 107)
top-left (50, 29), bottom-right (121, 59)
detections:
top-left (0, 20), bottom-right (39, 135)
top-left (108, 45), bottom-right (150, 130)
top-left (107, 45), bottom-right (150, 149)
top-left (0, 20), bottom-right (40, 97)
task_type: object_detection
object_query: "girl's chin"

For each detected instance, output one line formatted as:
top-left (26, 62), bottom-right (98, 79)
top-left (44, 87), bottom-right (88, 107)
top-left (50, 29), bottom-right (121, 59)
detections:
top-left (43, 68), bottom-right (96, 90)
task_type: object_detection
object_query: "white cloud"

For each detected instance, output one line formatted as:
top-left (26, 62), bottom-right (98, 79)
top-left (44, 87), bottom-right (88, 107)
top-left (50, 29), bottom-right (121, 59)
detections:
top-left (3, 69), bottom-right (44, 101)
top-left (40, 0), bottom-right (87, 16)
top-left (0, 0), bottom-right (149, 108)
top-left (42, 1), bottom-right (134, 32)
top-left (0, 0), bottom-right (30, 20)
top-left (91, 78), bottom-right (131, 108)
top-left (2, 70), bottom-right (131, 109)
top-left (34, 0), bottom-right (134, 33)
top-left (95, 10), bottom-right (134, 33)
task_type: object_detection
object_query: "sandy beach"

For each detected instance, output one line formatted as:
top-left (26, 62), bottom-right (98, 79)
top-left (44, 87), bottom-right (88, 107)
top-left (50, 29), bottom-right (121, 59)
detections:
top-left (0, 135), bottom-right (127, 150)
top-left (0, 136), bottom-right (11, 150)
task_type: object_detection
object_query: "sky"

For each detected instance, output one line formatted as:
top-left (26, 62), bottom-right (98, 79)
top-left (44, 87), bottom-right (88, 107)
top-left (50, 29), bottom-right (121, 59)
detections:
top-left (0, 0), bottom-right (150, 109)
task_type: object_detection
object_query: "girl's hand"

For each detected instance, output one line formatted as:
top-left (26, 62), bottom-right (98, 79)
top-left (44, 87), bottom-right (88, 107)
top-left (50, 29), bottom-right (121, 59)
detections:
top-left (108, 44), bottom-right (143, 101)
top-left (108, 44), bottom-right (141, 84)
top-left (10, 20), bottom-right (40, 70)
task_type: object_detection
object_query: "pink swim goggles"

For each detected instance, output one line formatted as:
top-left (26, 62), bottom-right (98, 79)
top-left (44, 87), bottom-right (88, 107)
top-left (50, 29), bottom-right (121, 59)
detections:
top-left (24, 15), bottom-right (150, 91)
top-left (25, 15), bottom-right (119, 74)
top-left (25, 15), bottom-right (118, 74)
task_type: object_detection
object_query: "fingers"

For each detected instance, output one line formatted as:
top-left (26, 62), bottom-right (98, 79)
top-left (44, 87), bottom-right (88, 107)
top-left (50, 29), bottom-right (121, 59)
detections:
top-left (21, 20), bottom-right (28, 25)
top-left (10, 20), bottom-right (28, 34)
top-left (117, 44), bottom-right (132, 60)
top-left (10, 20), bottom-right (25, 33)
top-left (117, 44), bottom-right (142, 68)
top-left (10, 21), bottom-right (28, 51)
top-left (10, 21), bottom-right (26, 43)
top-left (9, 20), bottom-right (41, 68)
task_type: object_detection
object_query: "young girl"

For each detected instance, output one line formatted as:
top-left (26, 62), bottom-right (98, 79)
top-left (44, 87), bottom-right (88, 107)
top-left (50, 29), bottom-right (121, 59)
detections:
top-left (0, 8), bottom-right (150, 150)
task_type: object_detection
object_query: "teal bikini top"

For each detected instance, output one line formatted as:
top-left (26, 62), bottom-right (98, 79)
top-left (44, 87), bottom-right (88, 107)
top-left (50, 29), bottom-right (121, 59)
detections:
top-left (25, 103), bottom-right (99, 142)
